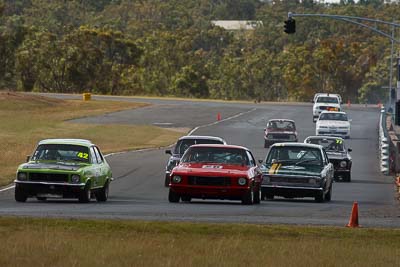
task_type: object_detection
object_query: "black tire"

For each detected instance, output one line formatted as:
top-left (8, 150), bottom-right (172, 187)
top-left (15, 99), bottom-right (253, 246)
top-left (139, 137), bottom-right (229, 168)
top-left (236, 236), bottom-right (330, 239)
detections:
top-left (253, 186), bottom-right (261, 204)
top-left (344, 173), bottom-right (351, 182)
top-left (36, 197), bottom-right (47, 201)
top-left (95, 181), bottom-right (109, 202)
top-left (164, 175), bottom-right (170, 187)
top-left (78, 182), bottom-right (91, 203)
top-left (15, 184), bottom-right (27, 202)
top-left (315, 191), bottom-right (325, 203)
top-left (168, 189), bottom-right (180, 203)
top-left (264, 140), bottom-right (269, 148)
top-left (181, 196), bottom-right (191, 202)
top-left (241, 186), bottom-right (254, 205)
top-left (261, 191), bottom-right (266, 201)
top-left (324, 184), bottom-right (332, 202)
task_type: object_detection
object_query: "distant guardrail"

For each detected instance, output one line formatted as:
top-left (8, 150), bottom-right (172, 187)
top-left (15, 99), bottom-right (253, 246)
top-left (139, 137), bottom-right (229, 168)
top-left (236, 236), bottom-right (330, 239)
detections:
top-left (379, 107), bottom-right (390, 175)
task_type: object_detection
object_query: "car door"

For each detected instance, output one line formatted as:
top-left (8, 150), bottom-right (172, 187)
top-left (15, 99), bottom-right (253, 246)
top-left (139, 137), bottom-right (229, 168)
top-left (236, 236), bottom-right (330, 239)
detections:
top-left (89, 146), bottom-right (101, 188)
top-left (93, 146), bottom-right (108, 188)
top-left (322, 149), bottom-right (334, 187)
top-left (246, 150), bottom-right (262, 184)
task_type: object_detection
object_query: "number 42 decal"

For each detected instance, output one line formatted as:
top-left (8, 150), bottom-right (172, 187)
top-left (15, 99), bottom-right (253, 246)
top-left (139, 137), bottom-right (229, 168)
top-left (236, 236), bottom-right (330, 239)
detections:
top-left (77, 152), bottom-right (89, 159)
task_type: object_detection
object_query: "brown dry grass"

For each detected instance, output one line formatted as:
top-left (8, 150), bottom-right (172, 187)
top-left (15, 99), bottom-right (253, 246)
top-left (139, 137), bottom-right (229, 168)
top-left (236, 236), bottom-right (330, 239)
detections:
top-left (0, 217), bottom-right (399, 267)
top-left (0, 91), bottom-right (184, 185)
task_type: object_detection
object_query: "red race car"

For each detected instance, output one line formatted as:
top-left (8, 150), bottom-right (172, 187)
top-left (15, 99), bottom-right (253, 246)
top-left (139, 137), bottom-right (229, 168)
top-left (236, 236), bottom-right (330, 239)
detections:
top-left (168, 144), bottom-right (263, 205)
top-left (264, 119), bottom-right (298, 148)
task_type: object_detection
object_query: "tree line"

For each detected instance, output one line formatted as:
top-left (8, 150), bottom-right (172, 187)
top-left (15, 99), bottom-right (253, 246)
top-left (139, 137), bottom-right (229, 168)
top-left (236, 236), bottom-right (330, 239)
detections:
top-left (0, 0), bottom-right (399, 103)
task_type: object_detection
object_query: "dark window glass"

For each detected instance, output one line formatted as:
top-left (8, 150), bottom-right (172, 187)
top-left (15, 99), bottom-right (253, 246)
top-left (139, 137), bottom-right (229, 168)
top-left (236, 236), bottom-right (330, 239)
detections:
top-left (32, 144), bottom-right (90, 163)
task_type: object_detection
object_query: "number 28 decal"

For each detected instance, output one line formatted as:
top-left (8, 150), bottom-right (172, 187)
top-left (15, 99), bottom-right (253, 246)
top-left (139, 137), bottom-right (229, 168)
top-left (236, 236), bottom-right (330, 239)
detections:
top-left (77, 152), bottom-right (89, 159)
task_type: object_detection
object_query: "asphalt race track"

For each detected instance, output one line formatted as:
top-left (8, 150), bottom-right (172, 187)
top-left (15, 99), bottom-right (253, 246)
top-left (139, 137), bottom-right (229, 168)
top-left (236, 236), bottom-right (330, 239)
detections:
top-left (0, 94), bottom-right (399, 227)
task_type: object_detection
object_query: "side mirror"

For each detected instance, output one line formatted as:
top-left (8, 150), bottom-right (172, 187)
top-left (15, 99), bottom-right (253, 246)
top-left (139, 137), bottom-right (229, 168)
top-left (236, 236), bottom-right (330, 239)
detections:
top-left (258, 159), bottom-right (263, 164)
top-left (348, 148), bottom-right (352, 152)
top-left (312, 100), bottom-right (315, 103)
top-left (165, 150), bottom-right (172, 155)
top-left (26, 155), bottom-right (30, 162)
top-left (263, 128), bottom-right (266, 131)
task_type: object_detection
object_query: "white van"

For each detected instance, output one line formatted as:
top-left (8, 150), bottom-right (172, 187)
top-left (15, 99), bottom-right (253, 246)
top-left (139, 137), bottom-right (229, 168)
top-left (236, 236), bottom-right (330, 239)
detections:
top-left (312, 94), bottom-right (341, 122)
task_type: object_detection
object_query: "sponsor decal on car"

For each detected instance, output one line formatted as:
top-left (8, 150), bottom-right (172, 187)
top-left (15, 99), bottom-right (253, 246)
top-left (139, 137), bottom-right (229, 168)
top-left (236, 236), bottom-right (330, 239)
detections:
top-left (202, 165), bottom-right (223, 169)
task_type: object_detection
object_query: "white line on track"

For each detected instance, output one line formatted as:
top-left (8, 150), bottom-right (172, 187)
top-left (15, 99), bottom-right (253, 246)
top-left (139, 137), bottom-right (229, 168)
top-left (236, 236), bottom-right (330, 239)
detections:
top-left (0, 184), bottom-right (15, 192)
top-left (0, 107), bottom-right (257, 192)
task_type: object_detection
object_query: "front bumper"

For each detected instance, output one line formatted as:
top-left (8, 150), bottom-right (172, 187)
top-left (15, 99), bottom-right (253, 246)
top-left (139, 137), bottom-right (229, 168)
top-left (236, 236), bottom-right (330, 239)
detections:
top-left (316, 130), bottom-right (349, 137)
top-left (170, 185), bottom-right (250, 200)
top-left (261, 184), bottom-right (323, 198)
top-left (15, 180), bottom-right (85, 198)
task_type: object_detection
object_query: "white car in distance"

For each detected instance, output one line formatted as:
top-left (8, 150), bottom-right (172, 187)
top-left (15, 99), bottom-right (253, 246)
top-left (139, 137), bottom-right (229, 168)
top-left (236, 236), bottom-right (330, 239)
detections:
top-left (312, 94), bottom-right (341, 122)
top-left (316, 111), bottom-right (351, 139)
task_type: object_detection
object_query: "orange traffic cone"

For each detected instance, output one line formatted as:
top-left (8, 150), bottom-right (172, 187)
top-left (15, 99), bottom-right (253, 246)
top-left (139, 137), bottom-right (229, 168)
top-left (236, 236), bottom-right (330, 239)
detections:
top-left (346, 202), bottom-right (359, 228)
top-left (217, 113), bottom-right (221, 121)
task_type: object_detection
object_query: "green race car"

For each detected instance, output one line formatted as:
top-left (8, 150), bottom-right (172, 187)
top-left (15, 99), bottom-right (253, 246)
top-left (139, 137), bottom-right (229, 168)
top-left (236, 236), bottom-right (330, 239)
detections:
top-left (14, 139), bottom-right (112, 203)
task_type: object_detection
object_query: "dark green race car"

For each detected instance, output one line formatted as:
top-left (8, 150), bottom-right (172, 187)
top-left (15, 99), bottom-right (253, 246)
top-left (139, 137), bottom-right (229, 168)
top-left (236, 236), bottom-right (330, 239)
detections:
top-left (14, 139), bottom-right (112, 203)
top-left (260, 143), bottom-right (334, 202)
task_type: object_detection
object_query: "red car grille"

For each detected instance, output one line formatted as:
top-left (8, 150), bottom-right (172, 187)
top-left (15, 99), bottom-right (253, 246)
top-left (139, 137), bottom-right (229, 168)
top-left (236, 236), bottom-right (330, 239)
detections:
top-left (29, 173), bottom-right (69, 183)
top-left (188, 176), bottom-right (232, 186)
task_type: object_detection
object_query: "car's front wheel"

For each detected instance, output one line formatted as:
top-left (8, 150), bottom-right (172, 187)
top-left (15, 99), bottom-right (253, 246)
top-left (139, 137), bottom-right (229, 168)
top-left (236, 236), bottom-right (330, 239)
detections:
top-left (325, 184), bottom-right (332, 202)
top-left (343, 173), bottom-right (351, 182)
top-left (315, 190), bottom-right (325, 203)
top-left (253, 186), bottom-right (261, 204)
top-left (242, 186), bottom-right (254, 205)
top-left (15, 184), bottom-right (27, 202)
top-left (79, 182), bottom-right (91, 203)
top-left (168, 190), bottom-right (180, 203)
top-left (95, 181), bottom-right (109, 202)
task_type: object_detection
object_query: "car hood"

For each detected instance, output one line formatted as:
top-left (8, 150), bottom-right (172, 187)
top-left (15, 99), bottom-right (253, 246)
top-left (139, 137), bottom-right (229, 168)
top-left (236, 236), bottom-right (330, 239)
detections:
top-left (262, 163), bottom-right (322, 177)
top-left (173, 163), bottom-right (249, 176)
top-left (20, 162), bottom-right (86, 171)
top-left (317, 120), bottom-right (350, 127)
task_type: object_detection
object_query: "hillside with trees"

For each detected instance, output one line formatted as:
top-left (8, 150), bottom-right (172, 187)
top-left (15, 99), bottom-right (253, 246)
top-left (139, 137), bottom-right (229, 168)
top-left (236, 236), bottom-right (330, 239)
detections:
top-left (0, 0), bottom-right (399, 103)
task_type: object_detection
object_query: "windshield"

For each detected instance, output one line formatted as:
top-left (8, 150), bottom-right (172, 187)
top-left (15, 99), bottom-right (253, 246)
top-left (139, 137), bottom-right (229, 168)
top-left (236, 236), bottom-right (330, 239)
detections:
top-left (317, 96), bottom-right (339, 104)
top-left (306, 138), bottom-right (344, 152)
top-left (181, 147), bottom-right (249, 165)
top-left (267, 120), bottom-right (295, 131)
top-left (174, 139), bottom-right (224, 155)
top-left (265, 146), bottom-right (322, 166)
top-left (32, 144), bottom-right (90, 163)
top-left (319, 113), bottom-right (348, 121)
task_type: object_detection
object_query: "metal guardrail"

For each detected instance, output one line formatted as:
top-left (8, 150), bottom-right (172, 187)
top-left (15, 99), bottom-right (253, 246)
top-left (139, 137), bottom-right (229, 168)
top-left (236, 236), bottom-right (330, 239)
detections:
top-left (379, 107), bottom-right (390, 175)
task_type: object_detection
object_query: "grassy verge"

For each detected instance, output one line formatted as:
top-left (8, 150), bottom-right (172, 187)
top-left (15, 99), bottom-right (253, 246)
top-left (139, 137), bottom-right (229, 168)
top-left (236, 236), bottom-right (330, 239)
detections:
top-left (0, 217), bottom-right (399, 267)
top-left (0, 91), bottom-right (184, 185)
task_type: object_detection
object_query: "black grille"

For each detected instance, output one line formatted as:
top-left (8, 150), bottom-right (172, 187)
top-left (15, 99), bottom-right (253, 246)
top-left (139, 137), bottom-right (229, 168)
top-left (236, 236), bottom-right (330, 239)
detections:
top-left (270, 176), bottom-right (310, 184)
top-left (188, 176), bottom-right (231, 186)
top-left (270, 134), bottom-right (291, 139)
top-left (29, 173), bottom-right (69, 183)
top-left (329, 159), bottom-right (341, 169)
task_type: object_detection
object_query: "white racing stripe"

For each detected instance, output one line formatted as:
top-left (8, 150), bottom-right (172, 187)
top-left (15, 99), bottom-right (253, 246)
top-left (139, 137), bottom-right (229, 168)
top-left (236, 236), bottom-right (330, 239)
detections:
top-left (0, 108), bottom-right (257, 192)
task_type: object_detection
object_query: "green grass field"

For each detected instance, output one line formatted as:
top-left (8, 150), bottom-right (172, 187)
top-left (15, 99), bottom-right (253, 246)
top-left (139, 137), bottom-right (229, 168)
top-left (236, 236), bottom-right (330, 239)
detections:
top-left (0, 91), bottom-right (185, 185)
top-left (0, 217), bottom-right (399, 267)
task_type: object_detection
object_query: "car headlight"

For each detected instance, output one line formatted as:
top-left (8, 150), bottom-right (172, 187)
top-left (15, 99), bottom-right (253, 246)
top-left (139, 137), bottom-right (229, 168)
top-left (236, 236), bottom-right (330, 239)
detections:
top-left (289, 135), bottom-right (296, 141)
top-left (238, 177), bottom-right (247, 186)
top-left (17, 172), bottom-right (27, 181)
top-left (309, 178), bottom-right (317, 185)
top-left (172, 175), bottom-right (182, 183)
top-left (71, 174), bottom-right (80, 183)
top-left (262, 176), bottom-right (270, 184)
top-left (340, 161), bottom-right (347, 168)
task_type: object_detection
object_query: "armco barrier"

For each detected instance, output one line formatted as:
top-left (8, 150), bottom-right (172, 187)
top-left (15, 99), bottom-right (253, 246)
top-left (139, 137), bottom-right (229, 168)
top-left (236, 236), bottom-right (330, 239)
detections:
top-left (379, 108), bottom-right (390, 175)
